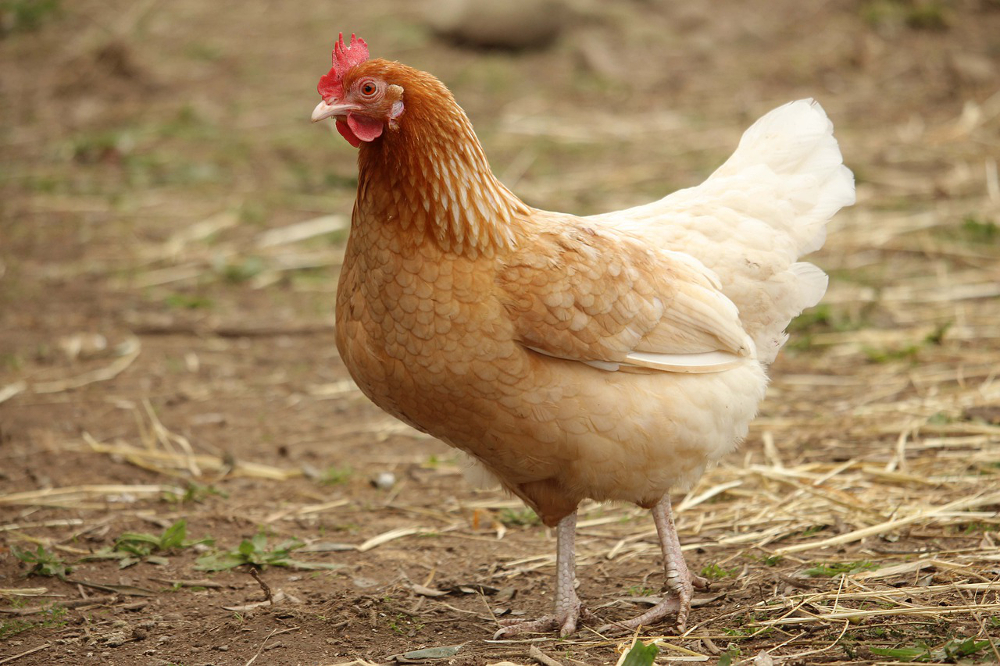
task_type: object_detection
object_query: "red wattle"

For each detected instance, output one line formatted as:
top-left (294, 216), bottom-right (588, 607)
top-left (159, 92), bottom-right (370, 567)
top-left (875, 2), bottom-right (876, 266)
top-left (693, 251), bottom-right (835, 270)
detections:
top-left (347, 113), bottom-right (384, 143)
top-left (336, 119), bottom-right (361, 148)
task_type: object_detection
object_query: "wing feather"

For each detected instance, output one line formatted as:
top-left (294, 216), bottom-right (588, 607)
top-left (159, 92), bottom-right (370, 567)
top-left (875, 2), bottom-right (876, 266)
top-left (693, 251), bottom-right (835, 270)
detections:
top-left (499, 217), bottom-right (755, 373)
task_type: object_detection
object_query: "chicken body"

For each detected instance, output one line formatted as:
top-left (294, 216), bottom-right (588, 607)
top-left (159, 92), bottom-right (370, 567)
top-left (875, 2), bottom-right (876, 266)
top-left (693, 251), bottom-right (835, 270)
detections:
top-left (337, 210), bottom-right (769, 521)
top-left (314, 38), bottom-right (854, 637)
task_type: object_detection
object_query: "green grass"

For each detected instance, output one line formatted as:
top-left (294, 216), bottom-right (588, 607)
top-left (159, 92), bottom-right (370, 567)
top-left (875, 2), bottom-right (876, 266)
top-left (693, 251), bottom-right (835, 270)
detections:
top-left (164, 293), bottom-right (214, 310)
top-left (0, 605), bottom-right (67, 640)
top-left (958, 216), bottom-right (1000, 244)
top-left (861, 0), bottom-right (950, 32)
top-left (863, 321), bottom-right (952, 364)
top-left (319, 465), bottom-right (352, 486)
top-left (0, 0), bottom-right (61, 34)
top-left (934, 215), bottom-right (1000, 246)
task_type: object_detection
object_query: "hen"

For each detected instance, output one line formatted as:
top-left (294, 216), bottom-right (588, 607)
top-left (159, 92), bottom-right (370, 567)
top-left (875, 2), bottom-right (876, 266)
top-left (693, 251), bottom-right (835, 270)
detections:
top-left (312, 33), bottom-right (854, 637)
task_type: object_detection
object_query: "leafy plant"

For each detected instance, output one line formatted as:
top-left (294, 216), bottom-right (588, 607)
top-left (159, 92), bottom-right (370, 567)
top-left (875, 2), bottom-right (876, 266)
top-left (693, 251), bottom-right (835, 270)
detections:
top-left (87, 519), bottom-right (212, 568)
top-left (13, 545), bottom-right (71, 579)
top-left (717, 643), bottom-right (741, 666)
top-left (621, 640), bottom-right (659, 666)
top-left (701, 562), bottom-right (738, 580)
top-left (195, 529), bottom-right (341, 571)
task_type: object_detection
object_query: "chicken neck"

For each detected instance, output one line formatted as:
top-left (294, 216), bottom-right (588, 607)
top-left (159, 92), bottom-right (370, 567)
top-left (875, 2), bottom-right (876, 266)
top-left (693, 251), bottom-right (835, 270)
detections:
top-left (354, 64), bottom-right (532, 257)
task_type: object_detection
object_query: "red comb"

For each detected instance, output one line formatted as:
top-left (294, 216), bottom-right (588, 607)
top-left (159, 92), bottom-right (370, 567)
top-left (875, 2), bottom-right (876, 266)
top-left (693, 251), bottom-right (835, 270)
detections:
top-left (317, 32), bottom-right (369, 100)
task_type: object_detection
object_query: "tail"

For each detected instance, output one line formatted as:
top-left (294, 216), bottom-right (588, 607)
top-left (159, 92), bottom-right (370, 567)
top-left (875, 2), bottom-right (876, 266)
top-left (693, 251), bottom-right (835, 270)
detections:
top-left (591, 99), bottom-right (855, 364)
top-left (710, 99), bottom-right (856, 257)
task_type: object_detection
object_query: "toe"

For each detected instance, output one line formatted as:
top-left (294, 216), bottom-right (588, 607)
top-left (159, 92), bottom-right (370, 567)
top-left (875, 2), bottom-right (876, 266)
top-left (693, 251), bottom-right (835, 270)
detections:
top-left (691, 573), bottom-right (710, 591)
top-left (558, 615), bottom-right (577, 637)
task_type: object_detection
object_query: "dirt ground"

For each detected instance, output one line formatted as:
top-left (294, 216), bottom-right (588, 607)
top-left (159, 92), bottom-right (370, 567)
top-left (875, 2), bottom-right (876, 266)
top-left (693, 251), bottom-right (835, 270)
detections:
top-left (2, 0), bottom-right (1000, 664)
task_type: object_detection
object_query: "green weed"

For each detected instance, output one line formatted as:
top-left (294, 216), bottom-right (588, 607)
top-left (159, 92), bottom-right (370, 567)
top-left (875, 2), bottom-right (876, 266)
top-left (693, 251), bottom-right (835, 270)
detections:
top-left (960, 216), bottom-right (1000, 244)
top-left (800, 524), bottom-right (828, 538)
top-left (13, 545), bottom-right (71, 579)
top-left (0, 0), bottom-right (61, 34)
top-left (499, 507), bottom-right (541, 527)
top-left (717, 643), bottom-right (741, 666)
top-left (164, 293), bottom-right (214, 310)
top-left (85, 519), bottom-right (212, 568)
top-left (870, 636), bottom-right (990, 662)
top-left (863, 343), bottom-right (921, 364)
top-left (701, 563), bottom-right (738, 580)
top-left (319, 465), bottom-right (352, 485)
top-left (195, 529), bottom-right (342, 571)
top-left (621, 640), bottom-right (659, 666)
top-left (804, 560), bottom-right (879, 577)
top-left (162, 482), bottom-right (227, 503)
top-left (217, 256), bottom-right (265, 283)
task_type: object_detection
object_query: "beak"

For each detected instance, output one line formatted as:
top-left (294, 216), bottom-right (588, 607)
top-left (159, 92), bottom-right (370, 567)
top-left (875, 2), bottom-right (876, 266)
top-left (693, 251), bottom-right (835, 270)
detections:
top-left (311, 99), bottom-right (359, 123)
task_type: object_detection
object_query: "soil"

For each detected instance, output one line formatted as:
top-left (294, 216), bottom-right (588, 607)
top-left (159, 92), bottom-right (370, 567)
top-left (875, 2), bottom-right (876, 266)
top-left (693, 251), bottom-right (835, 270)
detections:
top-left (2, 0), bottom-right (1000, 664)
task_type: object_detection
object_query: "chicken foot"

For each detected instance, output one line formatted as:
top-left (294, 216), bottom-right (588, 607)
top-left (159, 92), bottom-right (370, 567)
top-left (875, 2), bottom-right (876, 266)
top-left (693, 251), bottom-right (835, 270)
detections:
top-left (598, 495), bottom-right (708, 634)
top-left (493, 512), bottom-right (595, 638)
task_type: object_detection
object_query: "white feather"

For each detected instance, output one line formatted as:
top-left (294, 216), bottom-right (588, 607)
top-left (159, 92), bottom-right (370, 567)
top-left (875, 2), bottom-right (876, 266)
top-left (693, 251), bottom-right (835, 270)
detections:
top-left (589, 98), bottom-right (854, 365)
top-left (623, 350), bottom-right (745, 373)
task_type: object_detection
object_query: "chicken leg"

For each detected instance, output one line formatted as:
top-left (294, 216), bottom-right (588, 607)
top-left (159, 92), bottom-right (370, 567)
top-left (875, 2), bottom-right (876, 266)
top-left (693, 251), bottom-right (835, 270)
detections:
top-left (493, 512), bottom-right (593, 638)
top-left (599, 495), bottom-right (708, 634)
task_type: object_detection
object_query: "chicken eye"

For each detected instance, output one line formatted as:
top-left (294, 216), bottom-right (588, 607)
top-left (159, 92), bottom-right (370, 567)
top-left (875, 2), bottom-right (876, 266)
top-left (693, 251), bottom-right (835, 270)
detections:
top-left (361, 81), bottom-right (378, 97)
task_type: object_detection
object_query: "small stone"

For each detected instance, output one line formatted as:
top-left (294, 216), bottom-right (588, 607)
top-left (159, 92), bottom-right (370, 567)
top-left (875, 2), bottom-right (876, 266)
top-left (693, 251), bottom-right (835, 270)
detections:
top-left (371, 471), bottom-right (396, 490)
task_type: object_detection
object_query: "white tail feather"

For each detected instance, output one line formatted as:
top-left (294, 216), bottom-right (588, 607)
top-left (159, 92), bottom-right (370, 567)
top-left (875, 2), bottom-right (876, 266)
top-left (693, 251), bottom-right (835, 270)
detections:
top-left (591, 98), bottom-right (854, 366)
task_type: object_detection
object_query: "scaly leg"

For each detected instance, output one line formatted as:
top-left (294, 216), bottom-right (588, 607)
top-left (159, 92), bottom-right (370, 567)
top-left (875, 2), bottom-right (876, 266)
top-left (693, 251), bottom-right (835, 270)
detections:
top-left (493, 512), bottom-right (593, 638)
top-left (599, 495), bottom-right (707, 634)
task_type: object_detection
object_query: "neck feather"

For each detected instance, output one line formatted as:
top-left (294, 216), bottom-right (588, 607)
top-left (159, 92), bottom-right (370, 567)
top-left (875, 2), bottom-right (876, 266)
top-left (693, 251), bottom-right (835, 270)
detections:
top-left (355, 68), bottom-right (529, 257)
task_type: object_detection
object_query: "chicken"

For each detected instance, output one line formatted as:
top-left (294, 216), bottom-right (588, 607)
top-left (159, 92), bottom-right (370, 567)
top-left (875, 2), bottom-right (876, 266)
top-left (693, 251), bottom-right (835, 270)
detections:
top-left (311, 33), bottom-right (855, 637)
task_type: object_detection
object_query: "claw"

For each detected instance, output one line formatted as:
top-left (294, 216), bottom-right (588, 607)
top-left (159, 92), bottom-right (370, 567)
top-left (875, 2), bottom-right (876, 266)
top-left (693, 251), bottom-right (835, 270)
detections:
top-left (599, 593), bottom-right (682, 635)
top-left (691, 573), bottom-right (710, 591)
top-left (493, 616), bottom-right (558, 640)
top-left (492, 605), bottom-right (596, 639)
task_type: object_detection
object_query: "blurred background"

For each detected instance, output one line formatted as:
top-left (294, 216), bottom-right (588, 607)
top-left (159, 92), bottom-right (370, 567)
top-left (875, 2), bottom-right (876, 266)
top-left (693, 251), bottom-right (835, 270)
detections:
top-left (1, 0), bottom-right (999, 663)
